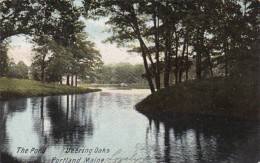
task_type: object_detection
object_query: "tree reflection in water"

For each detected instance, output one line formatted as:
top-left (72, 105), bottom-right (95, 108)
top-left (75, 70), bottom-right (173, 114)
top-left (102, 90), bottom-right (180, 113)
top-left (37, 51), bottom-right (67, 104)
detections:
top-left (0, 98), bottom-right (28, 146)
top-left (144, 115), bottom-right (259, 162)
top-left (0, 98), bottom-right (30, 162)
top-left (45, 94), bottom-right (94, 145)
top-left (0, 90), bottom-right (259, 162)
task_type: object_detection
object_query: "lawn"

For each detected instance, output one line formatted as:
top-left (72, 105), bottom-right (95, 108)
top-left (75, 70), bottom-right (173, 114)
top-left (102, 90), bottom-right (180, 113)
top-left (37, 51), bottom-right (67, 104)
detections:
top-left (0, 78), bottom-right (100, 100)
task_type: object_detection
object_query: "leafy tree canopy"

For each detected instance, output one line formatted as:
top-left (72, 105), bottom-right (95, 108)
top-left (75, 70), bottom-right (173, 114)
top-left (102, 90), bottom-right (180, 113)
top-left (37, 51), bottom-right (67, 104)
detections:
top-left (0, 0), bottom-right (84, 46)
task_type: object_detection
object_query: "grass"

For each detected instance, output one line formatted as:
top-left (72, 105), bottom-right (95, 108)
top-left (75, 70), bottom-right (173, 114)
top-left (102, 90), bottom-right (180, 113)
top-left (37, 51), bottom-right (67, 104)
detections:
top-left (136, 76), bottom-right (259, 120)
top-left (0, 78), bottom-right (101, 100)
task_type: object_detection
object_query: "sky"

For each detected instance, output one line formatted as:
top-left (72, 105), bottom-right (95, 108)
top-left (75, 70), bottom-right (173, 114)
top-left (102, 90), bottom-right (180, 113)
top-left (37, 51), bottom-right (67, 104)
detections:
top-left (8, 16), bottom-right (143, 66)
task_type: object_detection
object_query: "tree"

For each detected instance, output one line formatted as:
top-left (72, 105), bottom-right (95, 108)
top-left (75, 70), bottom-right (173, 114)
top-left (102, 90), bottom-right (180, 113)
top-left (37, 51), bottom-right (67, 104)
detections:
top-left (0, 41), bottom-right (9, 77)
top-left (31, 37), bottom-right (52, 82)
top-left (97, 65), bottom-right (114, 84)
top-left (87, 1), bottom-right (159, 92)
top-left (0, 0), bottom-right (84, 44)
top-left (31, 32), bottom-right (102, 85)
top-left (243, 0), bottom-right (259, 48)
top-left (6, 58), bottom-right (16, 78)
top-left (86, 1), bottom-right (200, 91)
top-left (15, 61), bottom-right (29, 79)
top-left (67, 32), bottom-right (103, 86)
top-left (132, 64), bottom-right (146, 83)
top-left (1, 0), bottom-right (94, 83)
top-left (211, 0), bottom-right (244, 77)
top-left (0, 0), bottom-right (37, 42)
top-left (31, 37), bottom-right (68, 83)
top-left (6, 61), bottom-right (28, 79)
top-left (96, 63), bottom-right (145, 84)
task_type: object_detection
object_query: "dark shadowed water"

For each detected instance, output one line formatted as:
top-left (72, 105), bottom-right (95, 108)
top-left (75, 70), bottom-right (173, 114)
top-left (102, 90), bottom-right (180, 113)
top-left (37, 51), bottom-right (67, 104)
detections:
top-left (0, 88), bottom-right (259, 163)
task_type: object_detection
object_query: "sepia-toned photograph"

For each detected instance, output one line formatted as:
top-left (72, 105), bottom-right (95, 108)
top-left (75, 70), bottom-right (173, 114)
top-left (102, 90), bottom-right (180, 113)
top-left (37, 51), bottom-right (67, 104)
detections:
top-left (0, 0), bottom-right (259, 162)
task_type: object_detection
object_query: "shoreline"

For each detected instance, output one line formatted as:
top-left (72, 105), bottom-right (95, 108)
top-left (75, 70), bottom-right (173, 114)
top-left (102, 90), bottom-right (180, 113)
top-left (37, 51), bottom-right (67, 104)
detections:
top-left (136, 109), bottom-right (260, 123)
top-left (136, 76), bottom-right (259, 120)
top-left (0, 78), bottom-right (101, 100)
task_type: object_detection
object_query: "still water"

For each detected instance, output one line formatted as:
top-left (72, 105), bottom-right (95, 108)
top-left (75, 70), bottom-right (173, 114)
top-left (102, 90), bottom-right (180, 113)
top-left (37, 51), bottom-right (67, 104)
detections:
top-left (0, 88), bottom-right (259, 163)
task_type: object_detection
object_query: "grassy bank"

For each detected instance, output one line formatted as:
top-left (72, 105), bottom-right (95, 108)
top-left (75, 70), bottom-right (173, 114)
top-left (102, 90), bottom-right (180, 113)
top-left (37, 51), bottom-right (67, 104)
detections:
top-left (136, 76), bottom-right (259, 120)
top-left (0, 78), bottom-right (100, 100)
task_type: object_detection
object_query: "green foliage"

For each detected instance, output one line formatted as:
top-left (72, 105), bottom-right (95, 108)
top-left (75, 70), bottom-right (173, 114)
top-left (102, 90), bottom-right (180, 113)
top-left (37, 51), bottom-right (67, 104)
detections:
top-left (31, 37), bottom-right (54, 82)
top-left (6, 61), bottom-right (29, 79)
top-left (136, 74), bottom-right (259, 120)
top-left (31, 33), bottom-right (103, 83)
top-left (1, 0), bottom-right (99, 84)
top-left (96, 63), bottom-right (145, 84)
top-left (86, 0), bottom-right (259, 91)
top-left (0, 41), bottom-right (9, 77)
top-left (230, 47), bottom-right (260, 79)
top-left (0, 0), bottom-right (84, 45)
top-left (68, 32), bottom-right (103, 80)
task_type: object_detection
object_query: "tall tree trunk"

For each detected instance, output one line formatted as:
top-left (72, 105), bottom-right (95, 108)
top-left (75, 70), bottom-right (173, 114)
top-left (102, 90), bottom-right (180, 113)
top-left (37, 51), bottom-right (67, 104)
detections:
top-left (163, 1), bottom-right (170, 88)
top-left (66, 75), bottom-right (70, 85)
top-left (71, 75), bottom-right (74, 86)
top-left (153, 9), bottom-right (161, 90)
top-left (140, 40), bottom-right (155, 93)
top-left (195, 29), bottom-right (204, 80)
top-left (75, 74), bottom-right (78, 87)
top-left (195, 3), bottom-right (204, 80)
top-left (179, 35), bottom-right (187, 83)
top-left (60, 76), bottom-right (62, 84)
top-left (140, 38), bottom-right (157, 89)
top-left (206, 52), bottom-right (213, 77)
top-left (155, 56), bottom-right (161, 90)
top-left (128, 6), bottom-right (155, 93)
top-left (164, 49), bottom-right (170, 87)
top-left (174, 32), bottom-right (179, 84)
top-left (41, 66), bottom-right (45, 83)
top-left (185, 42), bottom-right (189, 81)
top-left (179, 71), bottom-right (183, 83)
top-left (196, 51), bottom-right (202, 79)
top-left (224, 41), bottom-right (229, 77)
top-left (40, 54), bottom-right (47, 83)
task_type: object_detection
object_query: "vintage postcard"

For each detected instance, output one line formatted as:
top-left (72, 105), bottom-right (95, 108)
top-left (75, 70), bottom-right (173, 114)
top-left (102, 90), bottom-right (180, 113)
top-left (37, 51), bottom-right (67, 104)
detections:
top-left (0, 0), bottom-right (259, 163)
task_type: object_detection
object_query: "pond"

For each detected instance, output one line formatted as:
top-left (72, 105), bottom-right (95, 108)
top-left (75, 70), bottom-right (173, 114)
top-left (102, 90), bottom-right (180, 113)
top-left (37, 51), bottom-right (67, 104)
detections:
top-left (0, 88), bottom-right (259, 162)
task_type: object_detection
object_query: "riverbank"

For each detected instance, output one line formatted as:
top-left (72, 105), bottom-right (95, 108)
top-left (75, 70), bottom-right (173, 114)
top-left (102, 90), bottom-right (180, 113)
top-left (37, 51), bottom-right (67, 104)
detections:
top-left (136, 76), bottom-right (259, 120)
top-left (0, 78), bottom-right (101, 100)
top-left (80, 83), bottom-right (149, 90)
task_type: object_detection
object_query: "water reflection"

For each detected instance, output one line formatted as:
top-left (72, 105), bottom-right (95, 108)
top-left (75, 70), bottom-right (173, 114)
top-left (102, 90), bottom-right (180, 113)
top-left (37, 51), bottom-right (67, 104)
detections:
top-left (0, 94), bottom-right (96, 162)
top-left (0, 89), bottom-right (259, 162)
top-left (30, 95), bottom-right (95, 146)
top-left (144, 116), bottom-right (259, 162)
top-left (46, 95), bottom-right (92, 144)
